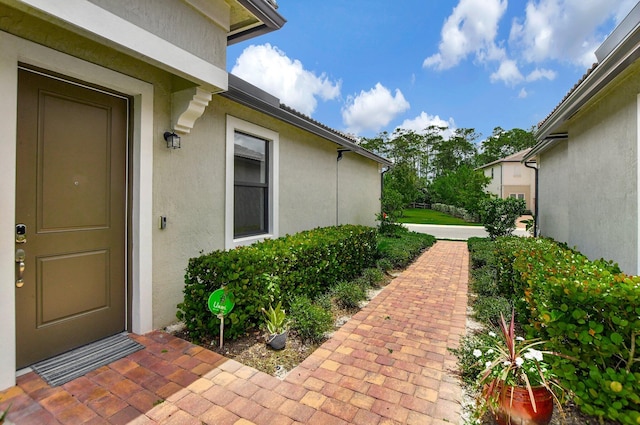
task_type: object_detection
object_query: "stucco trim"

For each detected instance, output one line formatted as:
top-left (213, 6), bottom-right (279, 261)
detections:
top-left (0, 30), bottom-right (153, 390)
top-left (4, 0), bottom-right (228, 92)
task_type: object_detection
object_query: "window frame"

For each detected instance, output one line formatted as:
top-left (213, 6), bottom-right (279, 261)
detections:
top-left (225, 115), bottom-right (279, 249)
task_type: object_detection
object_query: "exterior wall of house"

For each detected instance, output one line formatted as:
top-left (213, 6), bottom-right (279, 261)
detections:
top-left (481, 162), bottom-right (535, 211)
top-left (337, 153), bottom-right (382, 227)
top-left (87, 0), bottom-right (228, 69)
top-left (151, 96), bottom-right (383, 328)
top-left (539, 69), bottom-right (640, 274)
top-left (538, 141), bottom-right (569, 241)
top-left (483, 165), bottom-right (502, 197)
top-left (565, 73), bottom-right (638, 274)
top-left (0, 2), bottom-right (383, 390)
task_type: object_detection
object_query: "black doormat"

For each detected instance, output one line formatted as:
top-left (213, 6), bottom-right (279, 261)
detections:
top-left (31, 333), bottom-right (144, 387)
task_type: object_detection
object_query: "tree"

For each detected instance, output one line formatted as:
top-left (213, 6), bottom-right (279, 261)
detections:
top-left (476, 127), bottom-right (536, 166)
top-left (428, 165), bottom-right (490, 215)
top-left (431, 128), bottom-right (479, 177)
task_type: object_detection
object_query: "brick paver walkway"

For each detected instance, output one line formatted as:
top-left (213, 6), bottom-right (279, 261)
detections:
top-left (0, 241), bottom-right (468, 424)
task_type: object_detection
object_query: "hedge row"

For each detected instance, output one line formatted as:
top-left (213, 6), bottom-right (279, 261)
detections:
top-left (176, 225), bottom-right (377, 340)
top-left (431, 202), bottom-right (479, 222)
top-left (494, 237), bottom-right (640, 425)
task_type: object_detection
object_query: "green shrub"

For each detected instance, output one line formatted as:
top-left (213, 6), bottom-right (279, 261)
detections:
top-left (492, 236), bottom-right (639, 425)
top-left (449, 332), bottom-right (496, 386)
top-left (470, 266), bottom-right (499, 297)
top-left (289, 296), bottom-right (333, 343)
top-left (472, 295), bottom-right (512, 326)
top-left (376, 258), bottom-right (393, 272)
top-left (351, 276), bottom-right (371, 291)
top-left (314, 292), bottom-right (333, 311)
top-left (333, 281), bottom-right (366, 309)
top-left (177, 225), bottom-right (377, 341)
top-left (362, 267), bottom-right (385, 287)
top-left (377, 231), bottom-right (436, 268)
top-left (467, 237), bottom-right (495, 269)
top-left (479, 197), bottom-right (526, 239)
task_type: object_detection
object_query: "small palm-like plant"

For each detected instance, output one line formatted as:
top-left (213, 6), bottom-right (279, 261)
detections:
top-left (261, 301), bottom-right (287, 335)
top-left (0, 402), bottom-right (10, 424)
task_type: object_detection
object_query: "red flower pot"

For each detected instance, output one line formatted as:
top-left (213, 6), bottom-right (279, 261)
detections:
top-left (493, 385), bottom-right (554, 425)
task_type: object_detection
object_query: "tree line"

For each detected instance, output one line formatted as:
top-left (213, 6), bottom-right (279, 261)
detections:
top-left (358, 126), bottom-right (536, 220)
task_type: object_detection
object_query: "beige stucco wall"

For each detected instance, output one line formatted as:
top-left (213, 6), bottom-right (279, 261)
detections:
top-left (484, 166), bottom-right (501, 197)
top-left (482, 163), bottom-right (535, 211)
top-left (87, 0), bottom-right (228, 68)
top-left (539, 65), bottom-right (639, 274)
top-left (0, 2), bottom-right (384, 389)
top-left (151, 96), bottom-right (383, 327)
top-left (338, 153), bottom-right (382, 227)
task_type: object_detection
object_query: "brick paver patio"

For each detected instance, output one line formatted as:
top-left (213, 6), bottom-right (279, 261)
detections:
top-left (0, 240), bottom-right (468, 424)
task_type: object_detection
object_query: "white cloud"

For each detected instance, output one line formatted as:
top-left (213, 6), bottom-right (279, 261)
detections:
top-left (509, 0), bottom-right (637, 68)
top-left (526, 68), bottom-right (556, 82)
top-left (398, 112), bottom-right (456, 139)
top-left (518, 88), bottom-right (528, 98)
top-left (423, 0), bottom-right (508, 70)
top-left (490, 59), bottom-right (524, 86)
top-left (342, 83), bottom-right (410, 134)
top-left (230, 43), bottom-right (340, 116)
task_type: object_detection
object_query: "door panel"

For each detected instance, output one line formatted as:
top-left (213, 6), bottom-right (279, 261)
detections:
top-left (16, 68), bottom-right (128, 368)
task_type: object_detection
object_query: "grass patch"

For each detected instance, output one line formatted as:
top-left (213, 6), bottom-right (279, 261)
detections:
top-left (396, 208), bottom-right (482, 226)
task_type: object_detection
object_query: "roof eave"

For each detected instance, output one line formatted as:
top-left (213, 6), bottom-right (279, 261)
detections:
top-left (228, 0), bottom-right (286, 45)
top-left (534, 6), bottom-right (640, 151)
top-left (222, 74), bottom-right (392, 167)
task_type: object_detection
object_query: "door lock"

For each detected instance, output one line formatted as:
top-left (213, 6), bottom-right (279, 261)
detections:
top-left (16, 248), bottom-right (25, 288)
top-left (16, 223), bottom-right (27, 244)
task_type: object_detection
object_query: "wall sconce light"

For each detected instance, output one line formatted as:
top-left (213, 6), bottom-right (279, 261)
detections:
top-left (163, 131), bottom-right (181, 149)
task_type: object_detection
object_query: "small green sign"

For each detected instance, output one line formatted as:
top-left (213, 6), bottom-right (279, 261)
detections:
top-left (207, 289), bottom-right (235, 315)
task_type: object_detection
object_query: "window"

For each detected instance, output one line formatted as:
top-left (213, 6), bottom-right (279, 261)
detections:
top-left (226, 116), bottom-right (279, 248)
top-left (234, 131), bottom-right (268, 237)
top-left (509, 193), bottom-right (525, 200)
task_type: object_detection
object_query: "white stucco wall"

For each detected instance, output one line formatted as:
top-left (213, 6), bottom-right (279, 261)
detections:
top-left (539, 67), bottom-right (640, 274)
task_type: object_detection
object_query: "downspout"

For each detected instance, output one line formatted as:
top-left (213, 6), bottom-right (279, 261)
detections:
top-left (336, 149), bottom-right (350, 225)
top-left (380, 165), bottom-right (391, 214)
top-left (524, 161), bottom-right (538, 237)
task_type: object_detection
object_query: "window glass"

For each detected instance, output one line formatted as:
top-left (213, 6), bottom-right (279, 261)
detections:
top-left (234, 131), bottom-right (268, 237)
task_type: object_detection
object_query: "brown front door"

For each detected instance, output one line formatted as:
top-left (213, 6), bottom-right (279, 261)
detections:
top-left (15, 68), bottom-right (128, 368)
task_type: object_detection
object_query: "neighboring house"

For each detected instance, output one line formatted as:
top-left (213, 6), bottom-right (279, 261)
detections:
top-left (523, 3), bottom-right (640, 274)
top-left (0, 0), bottom-right (390, 390)
top-left (477, 148), bottom-right (536, 212)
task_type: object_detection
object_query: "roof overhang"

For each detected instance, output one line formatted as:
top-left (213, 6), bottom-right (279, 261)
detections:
top-left (223, 74), bottom-right (393, 167)
top-left (227, 0), bottom-right (286, 45)
top-left (2, 0), bottom-right (229, 92)
top-left (534, 2), bottom-right (640, 155)
top-left (523, 133), bottom-right (568, 161)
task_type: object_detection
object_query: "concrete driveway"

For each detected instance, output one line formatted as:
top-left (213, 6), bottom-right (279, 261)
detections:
top-left (404, 216), bottom-right (531, 240)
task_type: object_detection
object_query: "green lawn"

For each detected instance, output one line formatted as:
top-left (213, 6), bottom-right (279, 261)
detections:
top-left (396, 208), bottom-right (483, 226)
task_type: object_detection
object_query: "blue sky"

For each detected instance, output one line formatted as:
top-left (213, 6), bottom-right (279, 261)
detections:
top-left (228, 0), bottom-right (637, 141)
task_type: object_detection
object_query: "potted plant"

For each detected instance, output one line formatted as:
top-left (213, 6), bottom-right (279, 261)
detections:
top-left (262, 301), bottom-right (288, 350)
top-left (471, 310), bottom-right (567, 425)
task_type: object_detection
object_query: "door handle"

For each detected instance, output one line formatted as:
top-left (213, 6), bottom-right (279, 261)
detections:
top-left (16, 248), bottom-right (25, 288)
